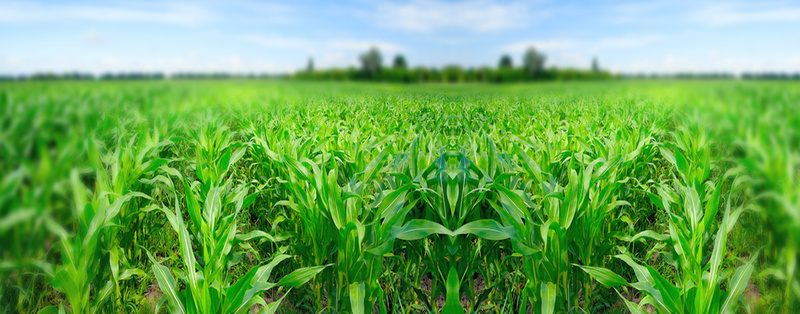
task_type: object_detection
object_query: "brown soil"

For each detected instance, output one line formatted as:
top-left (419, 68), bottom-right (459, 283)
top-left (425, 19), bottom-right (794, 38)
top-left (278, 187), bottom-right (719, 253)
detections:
top-left (744, 284), bottom-right (762, 312)
top-left (145, 285), bottom-right (162, 313)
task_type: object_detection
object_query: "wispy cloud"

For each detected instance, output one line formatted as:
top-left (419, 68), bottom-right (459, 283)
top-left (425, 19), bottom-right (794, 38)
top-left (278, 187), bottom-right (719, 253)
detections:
top-left (325, 40), bottom-right (405, 53)
top-left (4, 56), bottom-right (21, 66)
top-left (241, 35), bottom-right (309, 49)
top-left (691, 2), bottom-right (800, 25)
top-left (81, 30), bottom-right (106, 44)
top-left (0, 1), bottom-right (214, 25)
top-left (500, 35), bottom-right (661, 54)
top-left (790, 56), bottom-right (800, 67)
top-left (597, 35), bottom-right (662, 49)
top-left (607, 1), bottom-right (678, 24)
top-left (222, 0), bottom-right (300, 24)
top-left (500, 40), bottom-right (579, 53)
top-left (242, 35), bottom-right (406, 54)
top-left (369, 0), bottom-right (538, 32)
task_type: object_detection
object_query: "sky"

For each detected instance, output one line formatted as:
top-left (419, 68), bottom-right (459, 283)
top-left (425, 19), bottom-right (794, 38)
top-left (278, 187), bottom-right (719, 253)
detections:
top-left (1, 0), bottom-right (799, 75)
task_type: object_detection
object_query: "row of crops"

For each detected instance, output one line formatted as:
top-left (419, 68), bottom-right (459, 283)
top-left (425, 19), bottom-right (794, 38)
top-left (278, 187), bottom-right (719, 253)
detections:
top-left (0, 81), bottom-right (798, 313)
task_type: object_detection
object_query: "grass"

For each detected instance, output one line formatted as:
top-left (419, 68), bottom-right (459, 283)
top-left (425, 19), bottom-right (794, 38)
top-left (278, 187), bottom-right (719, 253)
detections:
top-left (0, 80), bottom-right (797, 313)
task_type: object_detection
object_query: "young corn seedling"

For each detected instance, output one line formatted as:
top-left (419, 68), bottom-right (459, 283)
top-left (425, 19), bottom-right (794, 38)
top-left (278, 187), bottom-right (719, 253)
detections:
top-left (40, 168), bottom-right (148, 314)
top-left (89, 129), bottom-right (171, 299)
top-left (147, 177), bottom-right (328, 314)
top-left (581, 181), bottom-right (756, 313)
top-left (580, 139), bottom-right (755, 313)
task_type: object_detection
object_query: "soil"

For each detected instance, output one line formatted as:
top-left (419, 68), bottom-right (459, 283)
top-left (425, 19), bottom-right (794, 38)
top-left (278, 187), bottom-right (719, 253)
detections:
top-left (743, 284), bottom-right (762, 311)
top-left (145, 285), bottom-right (162, 313)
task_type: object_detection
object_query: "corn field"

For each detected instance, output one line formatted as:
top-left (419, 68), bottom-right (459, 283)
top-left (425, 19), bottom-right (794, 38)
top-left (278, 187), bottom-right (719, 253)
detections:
top-left (0, 81), bottom-right (798, 313)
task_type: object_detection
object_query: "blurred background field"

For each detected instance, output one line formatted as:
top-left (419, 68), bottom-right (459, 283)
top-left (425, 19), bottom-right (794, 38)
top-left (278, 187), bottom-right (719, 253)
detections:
top-left (1, 80), bottom-right (798, 312)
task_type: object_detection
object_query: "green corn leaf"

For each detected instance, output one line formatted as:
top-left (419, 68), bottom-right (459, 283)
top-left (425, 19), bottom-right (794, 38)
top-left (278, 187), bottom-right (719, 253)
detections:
top-left (118, 268), bottom-right (146, 281)
top-left (577, 265), bottom-right (629, 287)
top-left (182, 180), bottom-right (203, 233)
top-left (94, 280), bottom-right (115, 310)
top-left (36, 306), bottom-right (59, 314)
top-left (541, 282), bottom-right (557, 314)
top-left (109, 248), bottom-right (120, 281)
top-left (349, 282), bottom-right (365, 314)
top-left (360, 148), bottom-right (389, 191)
top-left (720, 252), bottom-right (759, 313)
top-left (706, 199), bottom-right (730, 309)
top-left (236, 230), bottom-right (289, 243)
top-left (258, 290), bottom-right (289, 314)
top-left (452, 219), bottom-right (513, 240)
top-left (702, 180), bottom-right (723, 231)
top-left (146, 250), bottom-right (186, 314)
top-left (615, 290), bottom-right (648, 314)
top-left (230, 146), bottom-right (247, 169)
top-left (615, 254), bottom-right (674, 313)
top-left (442, 267), bottom-right (464, 314)
top-left (620, 230), bottom-right (670, 243)
top-left (226, 265), bottom-right (268, 314)
top-left (0, 209), bottom-right (36, 232)
top-left (276, 264), bottom-right (330, 288)
top-left (390, 219), bottom-right (453, 240)
top-left (492, 184), bottom-right (528, 225)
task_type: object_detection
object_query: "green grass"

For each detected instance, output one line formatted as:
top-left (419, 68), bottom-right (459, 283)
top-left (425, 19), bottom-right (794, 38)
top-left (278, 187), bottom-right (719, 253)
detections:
top-left (0, 80), bottom-right (798, 313)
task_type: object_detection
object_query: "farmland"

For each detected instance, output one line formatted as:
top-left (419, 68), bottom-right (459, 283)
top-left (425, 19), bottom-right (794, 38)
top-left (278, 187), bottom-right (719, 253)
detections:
top-left (0, 80), bottom-right (798, 313)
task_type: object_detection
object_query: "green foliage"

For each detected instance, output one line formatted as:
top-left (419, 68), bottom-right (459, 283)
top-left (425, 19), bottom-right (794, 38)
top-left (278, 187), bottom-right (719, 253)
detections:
top-left (359, 47), bottom-right (383, 79)
top-left (0, 80), bottom-right (792, 313)
top-left (498, 54), bottom-right (513, 69)
top-left (392, 55), bottom-right (407, 70)
top-left (523, 47), bottom-right (546, 77)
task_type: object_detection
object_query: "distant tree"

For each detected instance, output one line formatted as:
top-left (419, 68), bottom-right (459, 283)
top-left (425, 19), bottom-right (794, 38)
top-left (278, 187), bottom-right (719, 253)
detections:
top-left (360, 46), bottom-right (383, 79)
top-left (523, 47), bottom-right (546, 77)
top-left (442, 65), bottom-right (464, 83)
top-left (393, 54), bottom-right (407, 69)
top-left (307, 57), bottom-right (314, 72)
top-left (498, 54), bottom-right (513, 69)
top-left (591, 57), bottom-right (599, 72)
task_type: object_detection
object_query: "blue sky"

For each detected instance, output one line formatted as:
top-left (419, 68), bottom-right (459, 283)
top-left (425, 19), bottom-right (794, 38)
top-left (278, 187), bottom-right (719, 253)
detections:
top-left (1, 0), bottom-right (799, 74)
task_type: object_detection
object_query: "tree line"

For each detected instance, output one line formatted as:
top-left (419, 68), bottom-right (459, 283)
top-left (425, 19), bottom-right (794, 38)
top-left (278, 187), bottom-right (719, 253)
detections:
top-left (294, 46), bottom-right (614, 83)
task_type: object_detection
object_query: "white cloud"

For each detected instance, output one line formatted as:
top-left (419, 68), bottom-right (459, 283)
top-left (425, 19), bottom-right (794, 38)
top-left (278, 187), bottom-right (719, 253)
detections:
top-left (500, 35), bottom-right (661, 55)
top-left (81, 30), bottom-right (105, 43)
top-left (691, 2), bottom-right (800, 26)
top-left (242, 34), bottom-right (405, 54)
top-left (225, 0), bottom-right (299, 24)
top-left (0, 1), bottom-right (214, 25)
top-left (186, 57), bottom-right (293, 73)
top-left (315, 53), bottom-right (352, 68)
top-left (500, 40), bottom-right (579, 53)
top-left (597, 35), bottom-right (662, 49)
top-left (325, 40), bottom-right (405, 53)
top-left (242, 35), bottom-right (309, 49)
top-left (791, 57), bottom-right (800, 64)
top-left (101, 57), bottom-right (120, 68)
top-left (238, 35), bottom-right (405, 68)
top-left (607, 1), bottom-right (676, 24)
top-left (553, 52), bottom-right (587, 66)
top-left (4, 56), bottom-right (21, 66)
top-left (370, 0), bottom-right (537, 32)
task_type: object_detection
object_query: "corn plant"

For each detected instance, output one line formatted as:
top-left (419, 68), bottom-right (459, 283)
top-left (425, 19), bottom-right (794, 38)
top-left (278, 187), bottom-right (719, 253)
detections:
top-left (580, 139), bottom-right (755, 313)
top-left (147, 176), bottom-right (328, 313)
top-left (39, 168), bottom-right (147, 314)
top-left (581, 182), bottom-right (755, 313)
